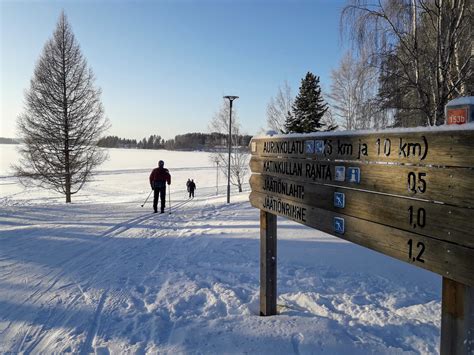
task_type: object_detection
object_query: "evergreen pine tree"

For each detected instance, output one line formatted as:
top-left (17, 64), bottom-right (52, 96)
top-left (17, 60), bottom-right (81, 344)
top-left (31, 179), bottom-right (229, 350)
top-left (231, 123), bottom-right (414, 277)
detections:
top-left (285, 72), bottom-right (329, 133)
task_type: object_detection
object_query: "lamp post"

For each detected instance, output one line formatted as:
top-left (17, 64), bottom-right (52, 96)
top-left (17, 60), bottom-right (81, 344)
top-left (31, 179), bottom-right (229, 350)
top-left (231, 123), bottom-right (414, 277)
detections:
top-left (223, 95), bottom-right (239, 204)
top-left (215, 158), bottom-right (219, 196)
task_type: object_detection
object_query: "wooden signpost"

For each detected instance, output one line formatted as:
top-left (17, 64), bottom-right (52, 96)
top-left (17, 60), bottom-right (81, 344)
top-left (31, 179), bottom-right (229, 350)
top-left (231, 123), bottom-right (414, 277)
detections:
top-left (249, 127), bottom-right (474, 354)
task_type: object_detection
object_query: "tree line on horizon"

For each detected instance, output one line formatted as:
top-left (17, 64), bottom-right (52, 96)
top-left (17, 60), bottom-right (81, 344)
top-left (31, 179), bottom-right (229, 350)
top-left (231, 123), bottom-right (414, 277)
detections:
top-left (97, 132), bottom-right (252, 151)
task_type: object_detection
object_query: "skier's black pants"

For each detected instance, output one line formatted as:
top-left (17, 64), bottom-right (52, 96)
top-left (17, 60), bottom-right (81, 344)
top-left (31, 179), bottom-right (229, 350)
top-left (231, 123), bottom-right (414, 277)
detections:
top-left (189, 189), bottom-right (195, 198)
top-left (153, 186), bottom-right (166, 212)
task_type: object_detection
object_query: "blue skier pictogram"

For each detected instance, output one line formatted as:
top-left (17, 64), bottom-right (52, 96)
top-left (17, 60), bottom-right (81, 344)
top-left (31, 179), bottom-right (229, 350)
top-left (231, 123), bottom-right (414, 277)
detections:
top-left (334, 192), bottom-right (345, 208)
top-left (314, 140), bottom-right (325, 154)
top-left (305, 140), bottom-right (315, 154)
top-left (334, 217), bottom-right (345, 234)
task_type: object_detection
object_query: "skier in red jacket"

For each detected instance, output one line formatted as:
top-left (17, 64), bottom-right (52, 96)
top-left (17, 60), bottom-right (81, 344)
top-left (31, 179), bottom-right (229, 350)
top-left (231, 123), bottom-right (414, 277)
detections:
top-left (149, 160), bottom-right (171, 213)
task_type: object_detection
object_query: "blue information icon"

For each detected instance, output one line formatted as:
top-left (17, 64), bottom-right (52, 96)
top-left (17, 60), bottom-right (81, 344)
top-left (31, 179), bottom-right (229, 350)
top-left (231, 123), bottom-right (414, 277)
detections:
top-left (305, 140), bottom-right (315, 154)
top-left (334, 217), bottom-right (345, 234)
top-left (334, 192), bottom-right (345, 208)
top-left (346, 167), bottom-right (361, 183)
top-left (335, 166), bottom-right (346, 182)
top-left (314, 140), bottom-right (325, 155)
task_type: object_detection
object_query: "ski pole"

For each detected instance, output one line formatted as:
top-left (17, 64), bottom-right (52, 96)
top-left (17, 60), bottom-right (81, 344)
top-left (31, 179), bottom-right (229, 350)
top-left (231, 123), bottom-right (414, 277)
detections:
top-left (141, 190), bottom-right (153, 207)
top-left (168, 186), bottom-right (172, 214)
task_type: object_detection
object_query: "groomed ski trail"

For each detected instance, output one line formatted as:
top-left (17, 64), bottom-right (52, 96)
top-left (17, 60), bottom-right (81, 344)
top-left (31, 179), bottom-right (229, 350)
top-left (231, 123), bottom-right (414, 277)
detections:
top-left (0, 188), bottom-right (246, 353)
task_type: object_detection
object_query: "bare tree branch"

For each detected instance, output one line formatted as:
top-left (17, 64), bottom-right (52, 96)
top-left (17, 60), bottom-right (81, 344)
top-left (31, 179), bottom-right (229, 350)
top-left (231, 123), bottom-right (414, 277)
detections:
top-left (266, 81), bottom-right (293, 133)
top-left (208, 100), bottom-right (249, 193)
top-left (342, 0), bottom-right (472, 126)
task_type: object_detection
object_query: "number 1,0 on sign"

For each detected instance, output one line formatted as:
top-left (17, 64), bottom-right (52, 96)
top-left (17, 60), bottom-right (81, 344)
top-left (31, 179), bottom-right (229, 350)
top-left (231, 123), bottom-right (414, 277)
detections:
top-left (408, 206), bottom-right (426, 229)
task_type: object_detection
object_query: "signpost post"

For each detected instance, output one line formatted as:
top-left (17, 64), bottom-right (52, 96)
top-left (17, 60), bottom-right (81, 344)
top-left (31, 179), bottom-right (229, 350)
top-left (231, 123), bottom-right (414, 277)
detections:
top-left (260, 210), bottom-right (277, 316)
top-left (249, 127), bottom-right (474, 354)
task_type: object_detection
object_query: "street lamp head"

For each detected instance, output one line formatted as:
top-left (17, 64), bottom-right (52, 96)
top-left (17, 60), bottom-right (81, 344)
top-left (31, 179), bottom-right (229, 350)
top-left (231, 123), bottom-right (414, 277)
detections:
top-left (223, 95), bottom-right (239, 102)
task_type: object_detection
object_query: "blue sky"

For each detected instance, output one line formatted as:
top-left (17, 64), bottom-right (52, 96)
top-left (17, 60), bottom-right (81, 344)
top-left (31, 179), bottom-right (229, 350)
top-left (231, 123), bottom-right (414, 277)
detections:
top-left (1, 0), bottom-right (347, 140)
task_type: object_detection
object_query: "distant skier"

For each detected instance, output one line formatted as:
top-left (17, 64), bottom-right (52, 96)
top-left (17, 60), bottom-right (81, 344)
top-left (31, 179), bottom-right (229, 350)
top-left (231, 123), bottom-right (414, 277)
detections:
top-left (186, 178), bottom-right (191, 193)
top-left (149, 160), bottom-right (171, 213)
top-left (188, 179), bottom-right (196, 199)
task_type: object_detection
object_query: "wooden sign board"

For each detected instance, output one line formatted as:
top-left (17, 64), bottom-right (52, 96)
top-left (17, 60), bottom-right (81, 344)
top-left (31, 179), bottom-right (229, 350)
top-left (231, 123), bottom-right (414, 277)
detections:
top-left (250, 191), bottom-right (474, 286)
top-left (250, 174), bottom-right (474, 248)
top-left (250, 129), bottom-right (474, 167)
top-left (250, 156), bottom-right (474, 208)
top-left (250, 128), bottom-right (474, 354)
top-left (250, 129), bottom-right (474, 283)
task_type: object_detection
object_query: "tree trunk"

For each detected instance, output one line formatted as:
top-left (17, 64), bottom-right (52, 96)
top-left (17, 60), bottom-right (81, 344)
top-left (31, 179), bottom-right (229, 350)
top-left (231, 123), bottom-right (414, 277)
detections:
top-left (236, 173), bottom-right (243, 192)
top-left (62, 17), bottom-right (71, 203)
top-left (65, 188), bottom-right (71, 203)
top-left (470, 0), bottom-right (474, 96)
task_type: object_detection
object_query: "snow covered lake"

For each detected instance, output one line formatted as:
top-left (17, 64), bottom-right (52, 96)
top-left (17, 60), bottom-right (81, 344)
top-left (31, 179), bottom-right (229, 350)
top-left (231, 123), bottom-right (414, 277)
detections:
top-left (0, 144), bottom-right (441, 353)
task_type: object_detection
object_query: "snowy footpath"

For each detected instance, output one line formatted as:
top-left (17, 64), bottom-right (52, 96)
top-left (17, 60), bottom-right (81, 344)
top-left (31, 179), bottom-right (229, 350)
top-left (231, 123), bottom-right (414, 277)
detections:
top-left (0, 147), bottom-right (441, 354)
top-left (0, 193), bottom-right (441, 354)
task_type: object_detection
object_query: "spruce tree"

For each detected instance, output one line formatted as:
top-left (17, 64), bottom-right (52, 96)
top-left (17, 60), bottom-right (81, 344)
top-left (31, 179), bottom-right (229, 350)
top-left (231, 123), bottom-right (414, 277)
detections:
top-left (285, 72), bottom-right (329, 133)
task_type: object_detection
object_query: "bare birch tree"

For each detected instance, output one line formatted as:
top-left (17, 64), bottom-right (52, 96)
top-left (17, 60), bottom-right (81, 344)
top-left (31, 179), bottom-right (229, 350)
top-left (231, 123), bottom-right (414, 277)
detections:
top-left (266, 81), bottom-right (293, 133)
top-left (14, 12), bottom-right (109, 203)
top-left (321, 106), bottom-right (339, 131)
top-left (208, 100), bottom-right (249, 193)
top-left (328, 51), bottom-right (389, 129)
top-left (342, 0), bottom-right (472, 126)
top-left (328, 52), bottom-right (361, 130)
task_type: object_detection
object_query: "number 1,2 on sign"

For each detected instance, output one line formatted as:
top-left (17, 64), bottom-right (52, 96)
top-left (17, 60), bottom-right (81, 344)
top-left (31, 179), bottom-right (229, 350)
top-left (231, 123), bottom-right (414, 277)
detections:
top-left (407, 239), bottom-right (425, 263)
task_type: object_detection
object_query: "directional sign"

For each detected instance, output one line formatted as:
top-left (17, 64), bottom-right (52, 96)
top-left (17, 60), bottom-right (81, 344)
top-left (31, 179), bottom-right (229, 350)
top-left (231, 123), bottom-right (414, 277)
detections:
top-left (249, 191), bottom-right (474, 287)
top-left (249, 128), bottom-right (474, 285)
top-left (251, 128), bottom-right (474, 351)
top-left (251, 129), bottom-right (474, 167)
top-left (250, 156), bottom-right (474, 208)
top-left (249, 174), bottom-right (474, 248)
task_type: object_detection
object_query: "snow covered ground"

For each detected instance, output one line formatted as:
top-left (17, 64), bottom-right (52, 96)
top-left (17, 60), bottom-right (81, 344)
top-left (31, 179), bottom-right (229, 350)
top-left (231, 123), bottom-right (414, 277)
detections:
top-left (0, 144), bottom-right (441, 354)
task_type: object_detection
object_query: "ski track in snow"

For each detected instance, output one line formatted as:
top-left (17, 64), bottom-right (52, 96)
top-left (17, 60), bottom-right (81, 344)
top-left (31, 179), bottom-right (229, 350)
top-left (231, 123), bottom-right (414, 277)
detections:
top-left (1, 192), bottom-right (441, 354)
top-left (0, 148), bottom-right (442, 354)
top-left (1, 189), bottom-right (253, 353)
